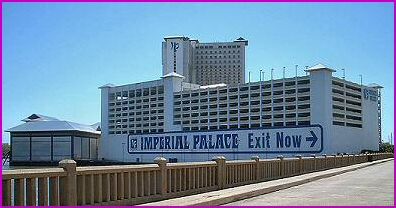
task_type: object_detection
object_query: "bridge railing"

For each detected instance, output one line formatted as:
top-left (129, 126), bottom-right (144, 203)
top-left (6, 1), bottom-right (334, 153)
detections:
top-left (256, 158), bottom-right (281, 181)
top-left (75, 163), bottom-right (161, 205)
top-left (165, 161), bottom-right (219, 197)
top-left (2, 160), bottom-right (70, 206)
top-left (2, 153), bottom-right (393, 206)
top-left (225, 159), bottom-right (256, 188)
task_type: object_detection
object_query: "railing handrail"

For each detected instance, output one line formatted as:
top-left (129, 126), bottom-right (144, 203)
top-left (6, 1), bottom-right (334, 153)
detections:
top-left (76, 164), bottom-right (160, 175)
top-left (2, 168), bottom-right (66, 180)
top-left (258, 158), bottom-right (280, 162)
top-left (166, 161), bottom-right (217, 168)
top-left (226, 160), bottom-right (256, 164)
top-left (283, 158), bottom-right (301, 161)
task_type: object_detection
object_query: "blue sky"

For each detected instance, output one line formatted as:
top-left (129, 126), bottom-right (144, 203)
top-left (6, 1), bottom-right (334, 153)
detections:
top-left (2, 2), bottom-right (394, 143)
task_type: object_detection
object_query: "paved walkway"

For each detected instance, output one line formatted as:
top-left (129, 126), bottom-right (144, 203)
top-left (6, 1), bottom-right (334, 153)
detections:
top-left (226, 160), bottom-right (394, 206)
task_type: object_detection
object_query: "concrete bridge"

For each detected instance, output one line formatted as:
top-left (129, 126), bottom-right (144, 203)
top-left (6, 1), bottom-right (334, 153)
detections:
top-left (227, 160), bottom-right (394, 206)
top-left (2, 153), bottom-right (393, 206)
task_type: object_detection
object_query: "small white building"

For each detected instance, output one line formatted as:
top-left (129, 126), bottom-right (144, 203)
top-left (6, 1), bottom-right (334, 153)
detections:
top-left (6, 114), bottom-right (101, 164)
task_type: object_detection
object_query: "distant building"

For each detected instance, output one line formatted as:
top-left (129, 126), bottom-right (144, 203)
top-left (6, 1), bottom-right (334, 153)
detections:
top-left (6, 114), bottom-right (100, 164)
top-left (162, 36), bottom-right (248, 85)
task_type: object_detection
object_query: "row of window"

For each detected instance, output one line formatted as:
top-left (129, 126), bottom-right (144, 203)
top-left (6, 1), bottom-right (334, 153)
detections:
top-left (333, 121), bottom-right (362, 128)
top-left (110, 122), bottom-right (164, 129)
top-left (195, 65), bottom-right (242, 69)
top-left (332, 89), bottom-right (362, 99)
top-left (198, 75), bottom-right (241, 82)
top-left (174, 112), bottom-right (310, 120)
top-left (174, 90), bottom-right (310, 100)
top-left (109, 129), bottom-right (164, 135)
top-left (174, 85), bottom-right (310, 98)
top-left (109, 110), bottom-right (164, 117)
top-left (332, 97), bottom-right (362, 107)
top-left (333, 113), bottom-right (362, 121)
top-left (180, 121), bottom-right (311, 131)
top-left (109, 114), bottom-right (164, 122)
top-left (196, 60), bottom-right (241, 64)
top-left (173, 99), bottom-right (311, 111)
top-left (109, 97), bottom-right (164, 107)
top-left (332, 80), bottom-right (362, 93)
top-left (196, 45), bottom-right (241, 49)
top-left (109, 103), bottom-right (164, 111)
top-left (333, 105), bottom-right (362, 113)
top-left (109, 86), bottom-right (164, 101)
top-left (174, 104), bottom-right (310, 113)
top-left (196, 55), bottom-right (241, 59)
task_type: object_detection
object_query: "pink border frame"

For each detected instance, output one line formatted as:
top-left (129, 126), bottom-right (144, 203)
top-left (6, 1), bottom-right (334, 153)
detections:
top-left (0, 1), bottom-right (394, 207)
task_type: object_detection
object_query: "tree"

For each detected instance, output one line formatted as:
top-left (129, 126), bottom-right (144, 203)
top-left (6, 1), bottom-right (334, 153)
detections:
top-left (379, 142), bottom-right (394, 153)
top-left (2, 143), bottom-right (10, 158)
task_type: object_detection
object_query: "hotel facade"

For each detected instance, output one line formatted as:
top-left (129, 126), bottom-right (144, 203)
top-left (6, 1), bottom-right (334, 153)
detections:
top-left (99, 36), bottom-right (382, 162)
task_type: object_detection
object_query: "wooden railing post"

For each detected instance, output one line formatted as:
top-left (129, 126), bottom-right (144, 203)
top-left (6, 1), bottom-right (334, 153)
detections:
top-left (154, 157), bottom-right (167, 197)
top-left (322, 154), bottom-right (327, 169)
top-left (2, 179), bottom-right (11, 206)
top-left (345, 153), bottom-right (350, 165)
top-left (311, 154), bottom-right (316, 170)
top-left (331, 154), bottom-right (337, 167)
top-left (212, 156), bottom-right (226, 189)
top-left (353, 154), bottom-right (357, 164)
top-left (367, 153), bottom-right (373, 162)
top-left (340, 154), bottom-right (344, 165)
top-left (59, 159), bottom-right (77, 206)
top-left (295, 155), bottom-right (302, 174)
top-left (277, 155), bottom-right (284, 177)
top-left (251, 155), bottom-right (260, 180)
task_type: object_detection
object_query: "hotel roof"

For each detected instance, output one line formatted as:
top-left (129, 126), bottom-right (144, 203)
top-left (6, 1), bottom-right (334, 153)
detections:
top-left (305, 63), bottom-right (336, 73)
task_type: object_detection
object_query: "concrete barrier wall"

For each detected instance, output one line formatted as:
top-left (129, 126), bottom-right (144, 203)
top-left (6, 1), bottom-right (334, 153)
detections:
top-left (2, 153), bottom-right (393, 206)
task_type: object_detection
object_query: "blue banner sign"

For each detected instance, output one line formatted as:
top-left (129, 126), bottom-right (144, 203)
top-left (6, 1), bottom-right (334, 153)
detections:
top-left (127, 125), bottom-right (323, 154)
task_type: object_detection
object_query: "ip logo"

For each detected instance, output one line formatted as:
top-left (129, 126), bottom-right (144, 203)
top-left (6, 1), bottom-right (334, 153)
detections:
top-left (128, 135), bottom-right (138, 151)
top-left (171, 42), bottom-right (179, 52)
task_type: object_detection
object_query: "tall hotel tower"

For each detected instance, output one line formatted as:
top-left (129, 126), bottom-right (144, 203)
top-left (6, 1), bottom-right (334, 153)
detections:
top-left (162, 36), bottom-right (248, 85)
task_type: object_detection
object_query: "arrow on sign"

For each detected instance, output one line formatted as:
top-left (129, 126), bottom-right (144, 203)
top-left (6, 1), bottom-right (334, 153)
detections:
top-left (306, 131), bottom-right (318, 147)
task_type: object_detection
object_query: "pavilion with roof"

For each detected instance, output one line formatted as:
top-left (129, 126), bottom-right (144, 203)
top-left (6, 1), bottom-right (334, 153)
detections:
top-left (6, 114), bottom-right (101, 164)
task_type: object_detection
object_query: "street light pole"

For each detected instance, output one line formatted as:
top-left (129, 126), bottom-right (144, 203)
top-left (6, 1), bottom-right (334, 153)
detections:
top-left (342, 69), bottom-right (345, 79)
top-left (359, 75), bottom-right (363, 85)
top-left (260, 69), bottom-right (262, 82)
top-left (271, 68), bottom-right (274, 80)
top-left (262, 70), bottom-right (265, 81)
top-left (295, 65), bottom-right (298, 77)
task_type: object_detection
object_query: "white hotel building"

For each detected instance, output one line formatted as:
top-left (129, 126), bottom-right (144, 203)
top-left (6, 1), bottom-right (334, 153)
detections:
top-left (162, 36), bottom-right (247, 85)
top-left (99, 36), bottom-right (382, 162)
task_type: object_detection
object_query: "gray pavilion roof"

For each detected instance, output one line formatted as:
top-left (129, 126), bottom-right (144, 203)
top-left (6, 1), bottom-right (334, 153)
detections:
top-left (7, 114), bottom-right (100, 134)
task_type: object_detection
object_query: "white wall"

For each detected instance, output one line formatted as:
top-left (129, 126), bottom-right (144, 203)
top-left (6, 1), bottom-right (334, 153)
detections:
top-left (163, 74), bottom-right (183, 132)
top-left (309, 69), bottom-right (333, 154)
top-left (99, 67), bottom-right (381, 162)
top-left (362, 87), bottom-right (380, 151)
top-left (98, 86), bottom-right (110, 160)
